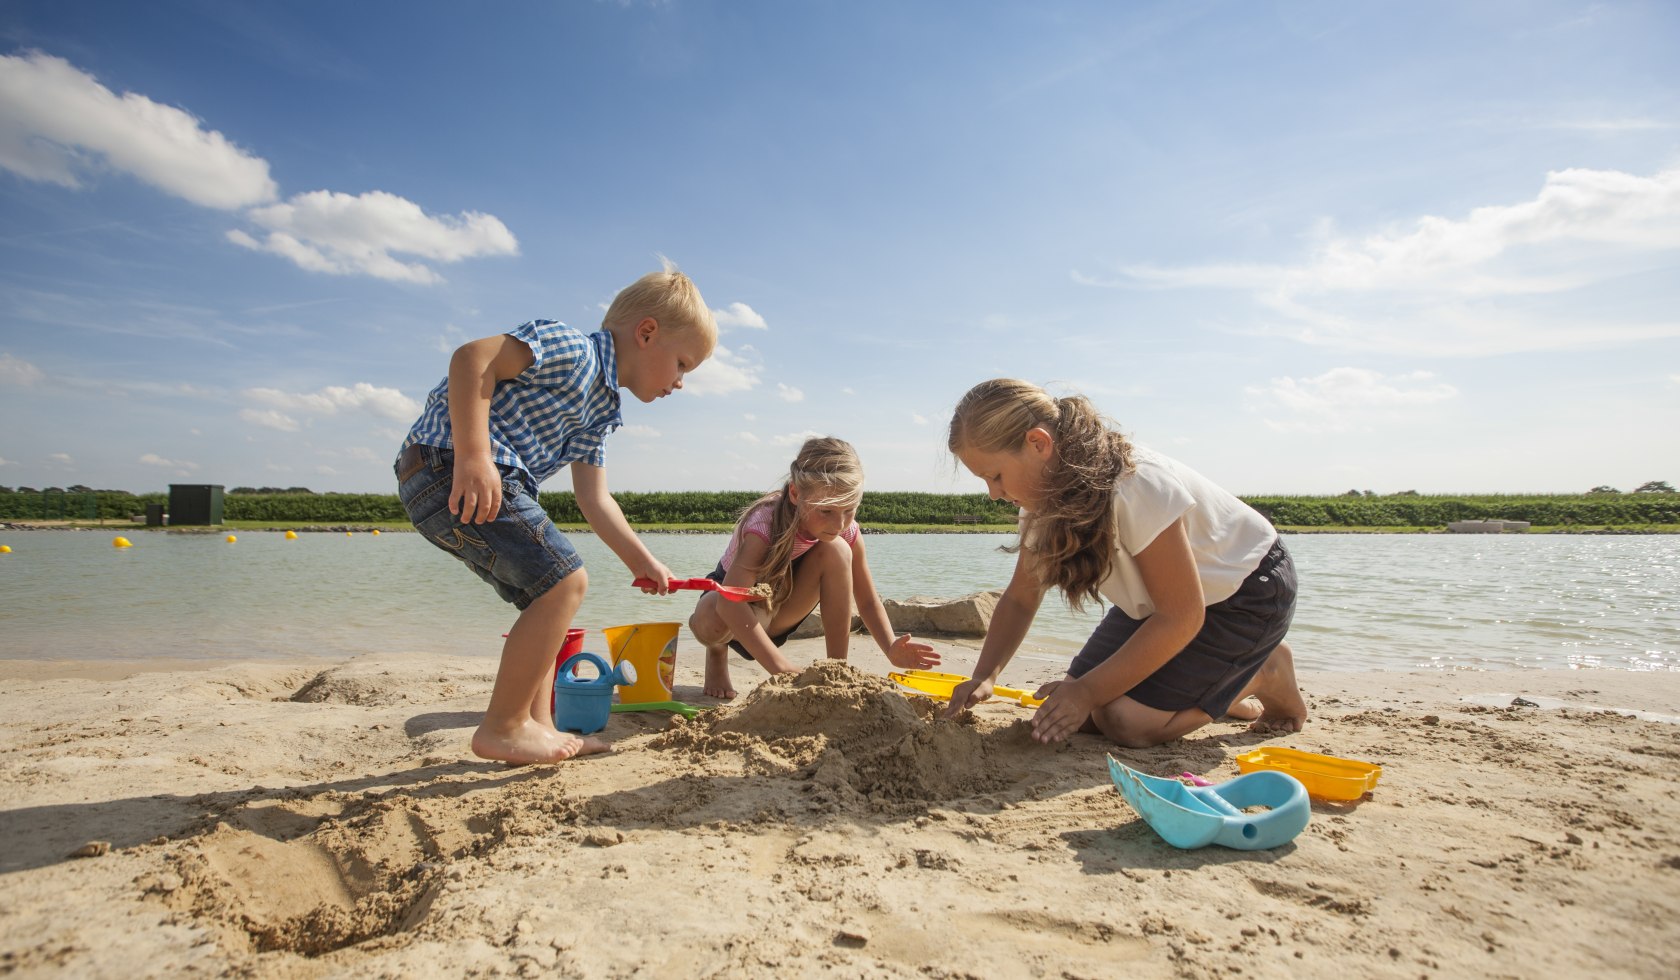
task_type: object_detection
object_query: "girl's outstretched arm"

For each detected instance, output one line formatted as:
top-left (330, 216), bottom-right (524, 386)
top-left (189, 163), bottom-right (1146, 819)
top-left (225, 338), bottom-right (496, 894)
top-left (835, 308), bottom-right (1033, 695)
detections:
top-left (941, 551), bottom-right (1044, 718)
top-left (848, 535), bottom-right (939, 669)
top-left (1029, 517), bottom-right (1204, 743)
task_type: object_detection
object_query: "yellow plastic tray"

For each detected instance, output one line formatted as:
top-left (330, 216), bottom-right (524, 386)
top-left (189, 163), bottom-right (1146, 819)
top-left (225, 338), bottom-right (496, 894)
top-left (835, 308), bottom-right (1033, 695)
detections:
top-left (888, 670), bottom-right (1045, 708)
top-left (1234, 746), bottom-right (1382, 801)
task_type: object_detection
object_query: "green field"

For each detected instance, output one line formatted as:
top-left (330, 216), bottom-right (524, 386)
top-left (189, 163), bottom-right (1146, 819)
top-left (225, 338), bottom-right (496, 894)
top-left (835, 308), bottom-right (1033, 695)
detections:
top-left (4, 488), bottom-right (1676, 533)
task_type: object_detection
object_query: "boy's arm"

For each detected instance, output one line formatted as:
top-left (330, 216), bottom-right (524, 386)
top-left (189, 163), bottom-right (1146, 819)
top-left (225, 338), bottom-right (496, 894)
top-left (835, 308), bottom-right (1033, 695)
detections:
top-left (569, 461), bottom-right (673, 594)
top-left (848, 535), bottom-right (939, 669)
top-left (448, 335), bottom-right (535, 524)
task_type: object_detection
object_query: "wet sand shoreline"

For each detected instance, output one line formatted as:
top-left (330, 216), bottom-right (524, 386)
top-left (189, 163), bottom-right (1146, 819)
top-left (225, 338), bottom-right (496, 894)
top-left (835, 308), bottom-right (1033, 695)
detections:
top-left (2, 637), bottom-right (1677, 977)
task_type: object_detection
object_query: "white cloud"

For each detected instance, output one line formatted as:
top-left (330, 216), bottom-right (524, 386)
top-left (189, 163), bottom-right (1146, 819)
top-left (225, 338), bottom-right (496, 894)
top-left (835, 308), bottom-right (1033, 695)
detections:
top-left (435, 324), bottom-right (469, 355)
top-left (0, 52), bottom-right (276, 209)
top-left (683, 343), bottom-right (762, 396)
top-left (0, 353), bottom-right (44, 386)
top-left (776, 383), bottom-right (804, 403)
top-left (239, 408), bottom-right (301, 432)
top-left (0, 456), bottom-right (11, 466)
top-left (617, 424), bottom-right (660, 438)
top-left (772, 430), bottom-right (826, 447)
top-left (1245, 368), bottom-right (1458, 432)
top-left (244, 382), bottom-right (420, 421)
top-left (48, 453), bottom-right (72, 464)
top-left (736, 432), bottom-right (761, 444)
top-left (911, 413), bottom-right (928, 425)
top-left (230, 189), bottom-right (519, 284)
top-left (713, 301), bottom-right (767, 330)
top-left (1097, 166), bottom-right (1680, 355)
top-left (841, 387), bottom-right (856, 396)
top-left (138, 453), bottom-right (198, 472)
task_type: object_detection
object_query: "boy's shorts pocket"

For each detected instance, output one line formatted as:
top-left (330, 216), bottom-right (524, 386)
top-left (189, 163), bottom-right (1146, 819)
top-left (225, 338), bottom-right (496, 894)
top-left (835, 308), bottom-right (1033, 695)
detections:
top-left (416, 507), bottom-right (499, 574)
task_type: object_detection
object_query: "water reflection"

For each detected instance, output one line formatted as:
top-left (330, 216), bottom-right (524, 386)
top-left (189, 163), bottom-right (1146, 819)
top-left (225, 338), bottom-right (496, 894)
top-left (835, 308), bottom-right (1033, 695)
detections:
top-left (0, 530), bottom-right (1674, 672)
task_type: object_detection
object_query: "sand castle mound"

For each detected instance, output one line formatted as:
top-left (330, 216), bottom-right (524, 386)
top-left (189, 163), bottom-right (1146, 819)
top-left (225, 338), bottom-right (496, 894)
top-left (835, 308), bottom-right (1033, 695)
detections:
top-left (657, 660), bottom-right (1019, 803)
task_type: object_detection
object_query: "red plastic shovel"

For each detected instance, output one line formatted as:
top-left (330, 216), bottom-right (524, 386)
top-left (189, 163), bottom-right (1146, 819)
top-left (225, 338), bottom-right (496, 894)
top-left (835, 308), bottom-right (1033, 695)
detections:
top-left (632, 577), bottom-right (766, 603)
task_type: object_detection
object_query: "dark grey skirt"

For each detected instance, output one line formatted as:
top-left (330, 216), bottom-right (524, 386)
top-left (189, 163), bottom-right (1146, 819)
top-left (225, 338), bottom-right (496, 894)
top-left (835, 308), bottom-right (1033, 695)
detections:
top-left (1067, 538), bottom-right (1296, 718)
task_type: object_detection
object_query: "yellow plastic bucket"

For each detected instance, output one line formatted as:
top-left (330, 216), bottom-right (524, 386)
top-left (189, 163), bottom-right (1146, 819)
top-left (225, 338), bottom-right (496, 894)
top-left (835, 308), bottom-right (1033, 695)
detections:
top-left (603, 622), bottom-right (679, 704)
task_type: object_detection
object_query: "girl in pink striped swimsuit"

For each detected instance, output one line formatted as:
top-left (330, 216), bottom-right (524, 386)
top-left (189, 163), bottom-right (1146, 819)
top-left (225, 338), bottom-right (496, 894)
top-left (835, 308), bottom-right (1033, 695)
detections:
top-left (688, 436), bottom-right (940, 698)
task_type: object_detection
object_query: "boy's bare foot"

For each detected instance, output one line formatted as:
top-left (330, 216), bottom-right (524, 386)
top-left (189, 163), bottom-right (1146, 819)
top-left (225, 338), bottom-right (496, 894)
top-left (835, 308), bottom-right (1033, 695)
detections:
top-left (471, 719), bottom-right (612, 764)
top-left (1223, 696), bottom-right (1262, 722)
top-left (703, 644), bottom-right (737, 699)
top-left (1248, 643), bottom-right (1308, 734)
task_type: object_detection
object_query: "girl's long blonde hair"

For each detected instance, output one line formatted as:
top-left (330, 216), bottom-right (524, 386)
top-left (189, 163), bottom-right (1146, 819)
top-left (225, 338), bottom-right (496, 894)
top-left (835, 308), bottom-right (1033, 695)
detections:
top-left (947, 378), bottom-right (1133, 610)
top-left (739, 437), bottom-right (864, 606)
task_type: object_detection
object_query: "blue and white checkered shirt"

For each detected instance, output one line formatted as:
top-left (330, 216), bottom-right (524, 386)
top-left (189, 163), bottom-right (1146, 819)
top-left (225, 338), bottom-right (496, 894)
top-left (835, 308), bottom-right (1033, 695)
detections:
top-left (400, 320), bottom-right (622, 493)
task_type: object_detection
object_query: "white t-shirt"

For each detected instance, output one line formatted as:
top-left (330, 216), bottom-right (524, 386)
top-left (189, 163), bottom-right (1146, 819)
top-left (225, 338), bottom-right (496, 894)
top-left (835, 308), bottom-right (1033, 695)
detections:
top-left (1092, 447), bottom-right (1275, 619)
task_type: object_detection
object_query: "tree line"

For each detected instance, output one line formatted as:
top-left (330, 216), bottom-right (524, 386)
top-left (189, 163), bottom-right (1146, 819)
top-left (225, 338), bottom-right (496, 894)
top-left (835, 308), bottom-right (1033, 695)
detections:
top-left (2, 487), bottom-right (1676, 527)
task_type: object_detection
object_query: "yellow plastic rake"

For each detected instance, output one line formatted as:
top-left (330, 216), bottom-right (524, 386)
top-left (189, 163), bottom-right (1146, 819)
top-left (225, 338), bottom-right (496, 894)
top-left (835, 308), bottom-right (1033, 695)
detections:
top-left (888, 669), bottom-right (1046, 708)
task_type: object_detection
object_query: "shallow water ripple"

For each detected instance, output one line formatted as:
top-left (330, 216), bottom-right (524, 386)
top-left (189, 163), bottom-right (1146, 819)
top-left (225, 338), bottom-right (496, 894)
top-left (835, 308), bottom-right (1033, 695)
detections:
top-left (0, 530), bottom-right (1674, 672)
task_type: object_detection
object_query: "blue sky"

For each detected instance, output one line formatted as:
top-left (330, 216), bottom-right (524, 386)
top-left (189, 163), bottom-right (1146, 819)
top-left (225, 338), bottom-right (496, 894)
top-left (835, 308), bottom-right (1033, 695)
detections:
top-left (2, 0), bottom-right (1677, 497)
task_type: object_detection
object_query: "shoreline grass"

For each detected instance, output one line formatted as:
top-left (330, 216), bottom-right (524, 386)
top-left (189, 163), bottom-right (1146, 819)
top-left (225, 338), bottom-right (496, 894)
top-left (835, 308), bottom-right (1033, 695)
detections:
top-left (8, 519), bottom-right (1679, 535)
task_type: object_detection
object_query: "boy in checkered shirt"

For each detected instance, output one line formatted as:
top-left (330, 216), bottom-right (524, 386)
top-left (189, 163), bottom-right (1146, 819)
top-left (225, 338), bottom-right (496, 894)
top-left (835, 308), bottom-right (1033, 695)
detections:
top-left (396, 264), bottom-right (716, 764)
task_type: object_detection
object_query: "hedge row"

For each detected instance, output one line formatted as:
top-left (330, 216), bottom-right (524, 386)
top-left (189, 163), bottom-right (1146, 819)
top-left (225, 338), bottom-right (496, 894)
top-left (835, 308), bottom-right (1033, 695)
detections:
top-left (1, 490), bottom-right (1675, 527)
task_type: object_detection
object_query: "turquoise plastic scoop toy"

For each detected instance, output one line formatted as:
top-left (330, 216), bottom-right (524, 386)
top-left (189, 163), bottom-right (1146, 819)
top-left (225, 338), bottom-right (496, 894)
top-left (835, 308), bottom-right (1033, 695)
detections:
top-left (1107, 756), bottom-right (1310, 851)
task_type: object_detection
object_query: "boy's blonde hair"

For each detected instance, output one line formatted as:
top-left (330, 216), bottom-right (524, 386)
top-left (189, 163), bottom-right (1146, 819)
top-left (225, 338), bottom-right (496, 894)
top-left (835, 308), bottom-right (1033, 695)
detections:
top-left (741, 437), bottom-right (864, 606)
top-left (602, 260), bottom-right (717, 341)
top-left (947, 378), bottom-right (1133, 611)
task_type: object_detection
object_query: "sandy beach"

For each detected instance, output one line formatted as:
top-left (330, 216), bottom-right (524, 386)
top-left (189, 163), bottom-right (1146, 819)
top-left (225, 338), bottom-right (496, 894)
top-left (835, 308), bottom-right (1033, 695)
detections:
top-left (2, 636), bottom-right (1677, 979)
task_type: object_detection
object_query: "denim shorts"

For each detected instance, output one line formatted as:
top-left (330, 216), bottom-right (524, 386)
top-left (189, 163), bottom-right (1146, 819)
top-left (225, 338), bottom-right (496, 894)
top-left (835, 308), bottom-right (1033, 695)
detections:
top-left (1067, 538), bottom-right (1296, 718)
top-left (396, 444), bottom-right (582, 610)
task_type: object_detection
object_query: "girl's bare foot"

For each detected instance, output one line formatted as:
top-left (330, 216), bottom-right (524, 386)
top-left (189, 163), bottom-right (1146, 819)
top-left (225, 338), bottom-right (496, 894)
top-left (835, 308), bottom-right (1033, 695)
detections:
top-left (1248, 642), bottom-right (1308, 734)
top-left (1223, 696), bottom-right (1262, 722)
top-left (703, 644), bottom-right (737, 699)
top-left (471, 718), bottom-right (612, 764)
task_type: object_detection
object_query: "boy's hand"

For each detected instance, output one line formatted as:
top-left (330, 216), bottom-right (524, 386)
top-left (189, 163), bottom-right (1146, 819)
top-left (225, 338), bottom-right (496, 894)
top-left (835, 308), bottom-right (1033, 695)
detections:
top-left (631, 559), bottom-right (676, 596)
top-left (1029, 678), bottom-right (1095, 744)
top-left (451, 454), bottom-right (503, 524)
top-left (885, 634), bottom-right (940, 670)
top-left (940, 677), bottom-right (992, 719)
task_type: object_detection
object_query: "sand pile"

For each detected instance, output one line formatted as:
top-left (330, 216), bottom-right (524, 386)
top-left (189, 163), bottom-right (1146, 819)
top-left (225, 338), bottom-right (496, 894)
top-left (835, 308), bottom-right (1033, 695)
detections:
top-left (656, 660), bottom-right (1031, 804)
top-left (152, 661), bottom-right (1044, 958)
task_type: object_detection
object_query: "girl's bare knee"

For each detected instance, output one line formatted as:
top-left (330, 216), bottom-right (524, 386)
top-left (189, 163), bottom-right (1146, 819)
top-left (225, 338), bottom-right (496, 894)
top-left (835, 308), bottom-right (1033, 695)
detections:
top-left (806, 536), bottom-right (852, 574)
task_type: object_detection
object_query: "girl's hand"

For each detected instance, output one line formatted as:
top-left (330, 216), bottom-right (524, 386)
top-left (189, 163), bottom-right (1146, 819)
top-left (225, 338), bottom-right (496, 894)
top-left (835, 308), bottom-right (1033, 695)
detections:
top-left (1030, 678), bottom-right (1095, 744)
top-left (450, 454), bottom-right (503, 524)
top-left (939, 677), bottom-right (992, 719)
top-left (886, 634), bottom-right (940, 670)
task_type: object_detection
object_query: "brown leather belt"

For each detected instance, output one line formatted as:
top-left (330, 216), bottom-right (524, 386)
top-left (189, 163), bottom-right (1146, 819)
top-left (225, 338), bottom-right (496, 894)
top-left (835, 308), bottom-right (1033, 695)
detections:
top-left (396, 444), bottom-right (429, 482)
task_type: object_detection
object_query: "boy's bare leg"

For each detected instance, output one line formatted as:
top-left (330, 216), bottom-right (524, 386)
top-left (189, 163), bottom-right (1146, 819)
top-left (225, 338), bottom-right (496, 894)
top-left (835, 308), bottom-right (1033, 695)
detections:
top-left (1235, 640), bottom-right (1308, 734)
top-left (689, 595), bottom-right (737, 700)
top-left (472, 570), bottom-right (610, 764)
top-left (1223, 697), bottom-right (1263, 721)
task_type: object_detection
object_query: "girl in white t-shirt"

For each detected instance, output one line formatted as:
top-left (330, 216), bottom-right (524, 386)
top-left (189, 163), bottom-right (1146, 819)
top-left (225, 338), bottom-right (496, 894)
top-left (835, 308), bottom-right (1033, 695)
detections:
top-left (689, 436), bottom-right (939, 698)
top-left (943, 379), bottom-right (1307, 747)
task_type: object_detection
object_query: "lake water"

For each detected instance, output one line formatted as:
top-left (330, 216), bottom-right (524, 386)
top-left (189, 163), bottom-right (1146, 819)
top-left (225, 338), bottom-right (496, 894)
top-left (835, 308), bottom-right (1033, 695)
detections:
top-left (1, 530), bottom-right (1675, 673)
